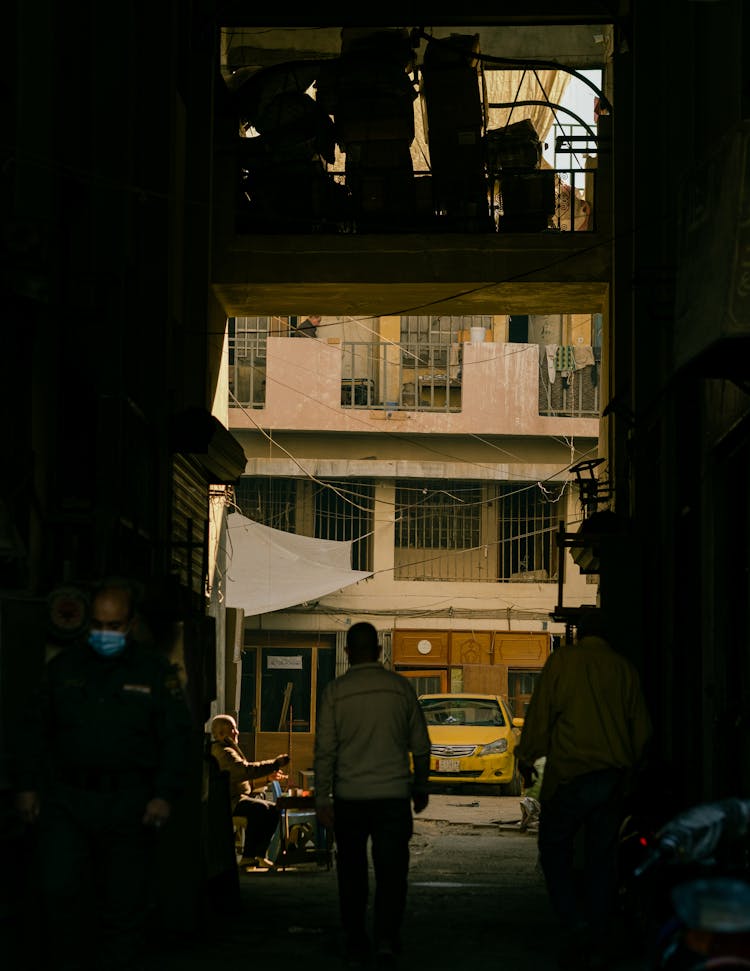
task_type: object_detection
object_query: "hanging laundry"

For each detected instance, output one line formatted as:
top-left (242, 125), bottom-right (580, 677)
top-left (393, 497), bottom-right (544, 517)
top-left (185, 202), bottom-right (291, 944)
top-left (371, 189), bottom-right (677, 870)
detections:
top-left (554, 345), bottom-right (577, 372)
top-left (545, 343), bottom-right (558, 383)
top-left (591, 344), bottom-right (602, 387)
top-left (573, 344), bottom-right (595, 369)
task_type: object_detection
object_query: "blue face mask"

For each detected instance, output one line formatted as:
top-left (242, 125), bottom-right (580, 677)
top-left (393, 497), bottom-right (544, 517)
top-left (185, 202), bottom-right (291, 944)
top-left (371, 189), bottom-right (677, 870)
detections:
top-left (88, 629), bottom-right (128, 657)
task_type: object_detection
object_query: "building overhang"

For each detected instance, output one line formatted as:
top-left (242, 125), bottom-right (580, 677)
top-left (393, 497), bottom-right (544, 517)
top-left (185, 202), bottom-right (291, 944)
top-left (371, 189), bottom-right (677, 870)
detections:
top-left (171, 409), bottom-right (247, 484)
top-left (212, 233), bottom-right (610, 317)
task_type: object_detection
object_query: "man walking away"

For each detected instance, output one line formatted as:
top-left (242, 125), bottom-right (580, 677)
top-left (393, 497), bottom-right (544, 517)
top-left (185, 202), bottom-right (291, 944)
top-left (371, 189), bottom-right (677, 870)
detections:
top-left (314, 622), bottom-right (431, 968)
top-left (517, 608), bottom-right (652, 971)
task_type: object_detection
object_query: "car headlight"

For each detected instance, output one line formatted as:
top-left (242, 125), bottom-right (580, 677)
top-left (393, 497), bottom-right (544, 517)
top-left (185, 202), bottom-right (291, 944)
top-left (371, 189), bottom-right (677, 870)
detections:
top-left (478, 738), bottom-right (508, 756)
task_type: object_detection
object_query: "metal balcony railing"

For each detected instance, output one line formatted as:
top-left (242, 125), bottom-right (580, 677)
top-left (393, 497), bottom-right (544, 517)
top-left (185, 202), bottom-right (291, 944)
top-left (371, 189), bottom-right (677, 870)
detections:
top-left (549, 167), bottom-right (595, 233)
top-left (227, 338), bottom-right (465, 412)
top-left (236, 161), bottom-right (599, 235)
top-left (228, 335), bottom-right (602, 419)
top-left (340, 341), bottom-right (463, 413)
top-left (538, 348), bottom-right (601, 418)
top-left (488, 168), bottom-right (596, 234)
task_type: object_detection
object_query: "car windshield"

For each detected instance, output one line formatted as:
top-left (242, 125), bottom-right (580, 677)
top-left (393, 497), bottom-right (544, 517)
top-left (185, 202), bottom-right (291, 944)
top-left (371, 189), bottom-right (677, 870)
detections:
top-left (419, 698), bottom-right (505, 727)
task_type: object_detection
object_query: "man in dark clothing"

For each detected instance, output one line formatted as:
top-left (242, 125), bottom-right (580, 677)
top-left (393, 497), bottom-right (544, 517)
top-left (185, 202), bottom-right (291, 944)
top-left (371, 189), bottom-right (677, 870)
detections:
top-left (517, 609), bottom-right (652, 971)
top-left (314, 622), bottom-right (431, 968)
top-left (209, 714), bottom-right (289, 868)
top-left (292, 314), bottom-right (321, 338)
top-left (14, 578), bottom-right (194, 971)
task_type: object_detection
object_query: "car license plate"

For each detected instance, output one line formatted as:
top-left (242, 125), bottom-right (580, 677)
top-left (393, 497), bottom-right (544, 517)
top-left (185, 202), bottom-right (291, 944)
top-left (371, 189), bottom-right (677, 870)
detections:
top-left (437, 758), bottom-right (461, 772)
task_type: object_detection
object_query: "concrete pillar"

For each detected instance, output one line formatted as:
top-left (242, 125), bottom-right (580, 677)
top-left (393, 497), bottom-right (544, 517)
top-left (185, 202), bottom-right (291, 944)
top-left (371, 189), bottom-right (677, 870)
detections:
top-left (373, 481), bottom-right (396, 578)
top-left (380, 315), bottom-right (401, 406)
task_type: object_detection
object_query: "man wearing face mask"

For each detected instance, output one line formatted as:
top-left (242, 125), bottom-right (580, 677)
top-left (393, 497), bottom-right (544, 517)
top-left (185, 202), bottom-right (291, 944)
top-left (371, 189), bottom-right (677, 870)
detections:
top-left (14, 577), bottom-right (193, 971)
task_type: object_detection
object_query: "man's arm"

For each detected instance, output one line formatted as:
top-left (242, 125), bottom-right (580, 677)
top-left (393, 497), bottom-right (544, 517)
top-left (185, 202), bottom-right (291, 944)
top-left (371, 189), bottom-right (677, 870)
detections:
top-left (245, 753), bottom-right (290, 782)
top-left (516, 653), bottom-right (557, 771)
top-left (628, 668), bottom-right (653, 765)
top-left (409, 694), bottom-right (431, 814)
top-left (215, 744), bottom-right (288, 787)
top-left (411, 751), bottom-right (430, 814)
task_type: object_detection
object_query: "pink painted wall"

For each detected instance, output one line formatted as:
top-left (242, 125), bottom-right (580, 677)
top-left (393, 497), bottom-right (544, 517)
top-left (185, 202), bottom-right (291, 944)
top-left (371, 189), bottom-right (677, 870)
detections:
top-left (228, 337), bottom-right (599, 438)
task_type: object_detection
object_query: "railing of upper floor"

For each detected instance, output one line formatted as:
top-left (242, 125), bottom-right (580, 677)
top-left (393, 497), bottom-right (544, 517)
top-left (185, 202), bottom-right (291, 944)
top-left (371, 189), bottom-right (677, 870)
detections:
top-left (237, 165), bottom-right (597, 236)
top-left (229, 337), bottom-right (601, 420)
top-left (221, 28), bottom-right (610, 240)
top-left (340, 341), bottom-right (463, 414)
top-left (538, 344), bottom-right (601, 418)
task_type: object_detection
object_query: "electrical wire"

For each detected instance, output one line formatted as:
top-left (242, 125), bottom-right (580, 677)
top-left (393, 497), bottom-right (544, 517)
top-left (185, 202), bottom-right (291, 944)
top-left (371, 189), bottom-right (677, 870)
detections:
top-left (233, 315), bottom-right (599, 431)
top-left (230, 360), bottom-right (595, 477)
top-left (415, 28), bottom-right (612, 114)
top-left (231, 382), bottom-right (600, 515)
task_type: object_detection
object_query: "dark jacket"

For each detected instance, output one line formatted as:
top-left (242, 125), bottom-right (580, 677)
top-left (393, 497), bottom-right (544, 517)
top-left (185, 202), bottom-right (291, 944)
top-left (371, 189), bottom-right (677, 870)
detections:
top-left (517, 635), bottom-right (652, 800)
top-left (292, 317), bottom-right (318, 338)
top-left (19, 639), bottom-right (193, 803)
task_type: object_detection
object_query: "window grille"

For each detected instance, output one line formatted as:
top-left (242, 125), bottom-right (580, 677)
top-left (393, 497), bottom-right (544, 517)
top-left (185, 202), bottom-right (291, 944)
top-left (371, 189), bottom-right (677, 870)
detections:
top-left (229, 316), bottom-right (288, 407)
top-left (396, 480), bottom-right (481, 550)
top-left (394, 480), bottom-right (484, 580)
top-left (314, 479), bottom-right (374, 572)
top-left (393, 479), bottom-right (563, 582)
top-left (497, 481), bottom-right (561, 581)
top-left (233, 477), bottom-right (374, 571)
top-left (234, 478), bottom-right (297, 532)
top-left (400, 315), bottom-right (491, 366)
top-left (232, 316), bottom-right (270, 357)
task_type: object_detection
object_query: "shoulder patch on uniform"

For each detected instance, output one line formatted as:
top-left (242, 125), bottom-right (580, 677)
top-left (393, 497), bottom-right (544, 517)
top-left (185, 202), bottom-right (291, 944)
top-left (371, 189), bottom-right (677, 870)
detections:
top-left (123, 683), bottom-right (152, 695)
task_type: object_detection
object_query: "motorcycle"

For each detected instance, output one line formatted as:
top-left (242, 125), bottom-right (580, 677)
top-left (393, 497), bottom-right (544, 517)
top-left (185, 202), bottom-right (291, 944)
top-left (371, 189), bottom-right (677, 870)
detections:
top-left (627, 798), bottom-right (750, 969)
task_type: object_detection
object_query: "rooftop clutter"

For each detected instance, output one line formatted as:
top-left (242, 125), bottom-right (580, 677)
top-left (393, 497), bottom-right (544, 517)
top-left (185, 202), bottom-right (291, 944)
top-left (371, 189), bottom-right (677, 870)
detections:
top-left (229, 28), bottom-right (584, 235)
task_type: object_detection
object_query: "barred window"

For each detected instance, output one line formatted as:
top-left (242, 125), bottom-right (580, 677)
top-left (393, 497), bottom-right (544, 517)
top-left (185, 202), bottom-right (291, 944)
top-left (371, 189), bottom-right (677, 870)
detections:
top-left (497, 481), bottom-right (561, 581)
top-left (395, 481), bottom-right (482, 550)
top-left (234, 478), bottom-right (297, 532)
top-left (314, 480), bottom-right (374, 572)
top-left (230, 316), bottom-right (272, 361)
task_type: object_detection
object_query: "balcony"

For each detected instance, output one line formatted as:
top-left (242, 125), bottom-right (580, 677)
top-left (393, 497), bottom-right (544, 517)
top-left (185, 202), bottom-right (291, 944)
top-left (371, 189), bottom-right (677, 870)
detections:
top-left (233, 163), bottom-right (597, 237)
top-left (211, 132), bottom-right (611, 321)
top-left (228, 336), bottom-right (600, 436)
top-left (212, 25), bottom-right (612, 319)
top-left (538, 346), bottom-right (601, 418)
top-left (340, 341), bottom-right (463, 414)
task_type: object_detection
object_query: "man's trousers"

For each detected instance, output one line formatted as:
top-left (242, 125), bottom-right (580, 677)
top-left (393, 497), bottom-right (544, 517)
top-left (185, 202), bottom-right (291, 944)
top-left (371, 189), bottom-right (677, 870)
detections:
top-left (333, 797), bottom-right (413, 954)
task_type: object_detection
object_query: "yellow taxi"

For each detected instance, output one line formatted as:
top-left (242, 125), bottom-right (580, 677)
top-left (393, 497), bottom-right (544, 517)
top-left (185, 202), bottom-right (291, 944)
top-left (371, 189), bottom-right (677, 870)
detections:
top-left (418, 693), bottom-right (524, 795)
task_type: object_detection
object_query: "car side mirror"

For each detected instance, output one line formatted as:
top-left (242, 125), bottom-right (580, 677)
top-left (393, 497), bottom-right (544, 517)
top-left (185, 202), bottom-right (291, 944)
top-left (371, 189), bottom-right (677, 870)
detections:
top-left (512, 717), bottom-right (525, 728)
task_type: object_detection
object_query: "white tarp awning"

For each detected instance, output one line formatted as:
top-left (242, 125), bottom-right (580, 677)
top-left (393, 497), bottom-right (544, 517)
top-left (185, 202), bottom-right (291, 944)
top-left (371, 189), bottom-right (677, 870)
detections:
top-left (225, 512), bottom-right (372, 616)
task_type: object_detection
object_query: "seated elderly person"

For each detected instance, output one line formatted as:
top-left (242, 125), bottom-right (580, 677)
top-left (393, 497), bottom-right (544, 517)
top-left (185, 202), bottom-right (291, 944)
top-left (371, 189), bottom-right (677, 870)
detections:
top-left (210, 714), bottom-right (290, 868)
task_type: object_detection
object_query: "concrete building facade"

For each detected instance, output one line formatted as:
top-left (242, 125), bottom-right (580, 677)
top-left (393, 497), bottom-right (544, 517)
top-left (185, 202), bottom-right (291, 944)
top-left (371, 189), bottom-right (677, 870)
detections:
top-left (225, 312), bottom-right (601, 771)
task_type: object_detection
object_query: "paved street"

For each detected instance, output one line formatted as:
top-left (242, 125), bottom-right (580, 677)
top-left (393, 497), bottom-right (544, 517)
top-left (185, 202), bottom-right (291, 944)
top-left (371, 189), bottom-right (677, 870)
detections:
top-left (146, 794), bottom-right (650, 971)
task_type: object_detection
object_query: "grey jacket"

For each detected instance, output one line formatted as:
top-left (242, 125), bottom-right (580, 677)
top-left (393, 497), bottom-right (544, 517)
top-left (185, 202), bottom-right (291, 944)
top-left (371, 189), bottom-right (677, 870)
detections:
top-left (314, 661), bottom-right (431, 806)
